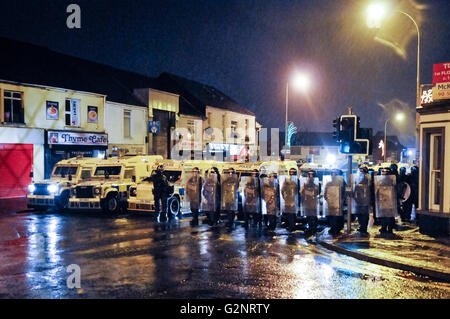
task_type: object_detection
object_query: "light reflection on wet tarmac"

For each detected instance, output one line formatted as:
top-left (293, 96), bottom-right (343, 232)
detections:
top-left (0, 211), bottom-right (449, 298)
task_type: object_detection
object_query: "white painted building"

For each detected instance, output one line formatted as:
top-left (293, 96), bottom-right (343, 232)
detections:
top-left (104, 101), bottom-right (148, 156)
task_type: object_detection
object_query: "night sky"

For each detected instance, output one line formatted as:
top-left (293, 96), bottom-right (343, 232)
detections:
top-left (1, 0), bottom-right (450, 147)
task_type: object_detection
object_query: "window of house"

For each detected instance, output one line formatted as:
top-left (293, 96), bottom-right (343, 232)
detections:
top-left (4, 91), bottom-right (24, 124)
top-left (65, 99), bottom-right (80, 127)
top-left (231, 120), bottom-right (238, 131)
top-left (124, 110), bottom-right (131, 138)
top-left (245, 119), bottom-right (249, 131)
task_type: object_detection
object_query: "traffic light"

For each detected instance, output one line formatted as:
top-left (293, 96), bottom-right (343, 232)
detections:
top-left (339, 115), bottom-right (356, 153)
top-left (332, 118), bottom-right (340, 141)
top-left (338, 115), bottom-right (370, 155)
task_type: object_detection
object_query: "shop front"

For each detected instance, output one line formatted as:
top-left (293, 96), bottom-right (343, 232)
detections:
top-left (45, 130), bottom-right (108, 178)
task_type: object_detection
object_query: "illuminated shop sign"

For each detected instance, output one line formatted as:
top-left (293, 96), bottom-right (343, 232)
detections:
top-left (48, 130), bottom-right (108, 146)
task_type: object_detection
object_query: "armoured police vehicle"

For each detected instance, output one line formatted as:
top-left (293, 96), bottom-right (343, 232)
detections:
top-left (69, 155), bottom-right (163, 214)
top-left (27, 157), bottom-right (102, 211)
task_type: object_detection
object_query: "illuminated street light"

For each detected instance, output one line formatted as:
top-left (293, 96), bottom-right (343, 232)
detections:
top-left (285, 72), bottom-right (310, 148)
top-left (366, 2), bottom-right (388, 28)
top-left (384, 112), bottom-right (405, 162)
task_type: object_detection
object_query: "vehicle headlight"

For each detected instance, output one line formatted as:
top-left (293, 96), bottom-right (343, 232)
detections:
top-left (70, 188), bottom-right (76, 197)
top-left (94, 187), bottom-right (101, 195)
top-left (130, 188), bottom-right (137, 197)
top-left (47, 184), bottom-right (59, 194)
top-left (28, 184), bottom-right (36, 194)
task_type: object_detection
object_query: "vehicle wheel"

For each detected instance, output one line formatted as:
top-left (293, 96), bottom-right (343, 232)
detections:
top-left (55, 190), bottom-right (70, 211)
top-left (103, 193), bottom-right (121, 215)
top-left (168, 196), bottom-right (181, 217)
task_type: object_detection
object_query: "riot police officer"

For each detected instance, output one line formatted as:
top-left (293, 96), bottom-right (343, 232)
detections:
top-left (186, 167), bottom-right (203, 226)
top-left (221, 168), bottom-right (239, 228)
top-left (352, 167), bottom-right (372, 235)
top-left (324, 169), bottom-right (345, 235)
top-left (150, 164), bottom-right (171, 222)
top-left (281, 168), bottom-right (299, 232)
top-left (300, 170), bottom-right (320, 237)
top-left (201, 169), bottom-right (219, 226)
top-left (242, 169), bottom-right (261, 228)
top-left (261, 172), bottom-right (279, 230)
top-left (375, 168), bottom-right (398, 237)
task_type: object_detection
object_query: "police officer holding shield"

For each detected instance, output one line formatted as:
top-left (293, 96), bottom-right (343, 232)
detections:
top-left (261, 172), bottom-right (279, 230)
top-left (324, 169), bottom-right (345, 235)
top-left (242, 169), bottom-right (261, 228)
top-left (300, 170), bottom-right (320, 236)
top-left (375, 168), bottom-right (398, 237)
top-left (352, 166), bottom-right (372, 235)
top-left (186, 167), bottom-right (203, 226)
top-left (281, 168), bottom-right (299, 232)
top-left (221, 168), bottom-right (239, 229)
top-left (201, 169), bottom-right (219, 226)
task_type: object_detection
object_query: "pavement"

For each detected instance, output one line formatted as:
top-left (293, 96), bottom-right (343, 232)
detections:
top-left (315, 220), bottom-right (450, 282)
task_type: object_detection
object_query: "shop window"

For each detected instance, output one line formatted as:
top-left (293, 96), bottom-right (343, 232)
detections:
top-left (65, 99), bottom-right (80, 127)
top-left (3, 91), bottom-right (24, 124)
top-left (124, 110), bottom-right (131, 138)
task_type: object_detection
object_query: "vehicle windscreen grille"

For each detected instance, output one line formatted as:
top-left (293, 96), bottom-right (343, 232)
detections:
top-left (34, 184), bottom-right (50, 196)
top-left (76, 186), bottom-right (94, 198)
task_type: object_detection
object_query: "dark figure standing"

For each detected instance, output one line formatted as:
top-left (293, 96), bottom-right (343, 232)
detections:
top-left (150, 164), bottom-right (171, 222)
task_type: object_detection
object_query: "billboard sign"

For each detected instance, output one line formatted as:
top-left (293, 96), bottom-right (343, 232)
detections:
top-left (433, 62), bottom-right (450, 85)
top-left (48, 131), bottom-right (108, 146)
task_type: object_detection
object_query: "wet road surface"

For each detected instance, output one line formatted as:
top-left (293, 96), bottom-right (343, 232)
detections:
top-left (0, 210), bottom-right (449, 299)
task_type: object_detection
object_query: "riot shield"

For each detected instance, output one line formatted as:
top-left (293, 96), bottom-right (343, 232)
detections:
top-left (260, 177), bottom-right (279, 216)
top-left (352, 173), bottom-right (371, 215)
top-left (201, 173), bottom-right (218, 212)
top-left (279, 175), bottom-right (299, 214)
top-left (374, 175), bottom-right (398, 218)
top-left (221, 173), bottom-right (238, 211)
top-left (299, 177), bottom-right (320, 217)
top-left (240, 176), bottom-right (260, 213)
top-left (323, 176), bottom-right (344, 216)
top-left (184, 172), bottom-right (202, 211)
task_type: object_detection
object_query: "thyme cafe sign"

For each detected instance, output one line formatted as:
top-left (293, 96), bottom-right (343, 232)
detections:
top-left (433, 62), bottom-right (450, 100)
top-left (47, 131), bottom-right (108, 146)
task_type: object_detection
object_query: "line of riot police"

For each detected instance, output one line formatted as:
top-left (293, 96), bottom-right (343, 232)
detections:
top-left (182, 163), bottom-right (417, 237)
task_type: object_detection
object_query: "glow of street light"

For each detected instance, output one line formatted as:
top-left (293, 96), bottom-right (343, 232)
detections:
top-left (366, 2), bottom-right (387, 28)
top-left (292, 73), bottom-right (310, 92)
top-left (395, 112), bottom-right (405, 122)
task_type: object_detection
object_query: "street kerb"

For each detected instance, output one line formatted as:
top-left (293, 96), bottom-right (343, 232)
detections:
top-left (316, 238), bottom-right (450, 283)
